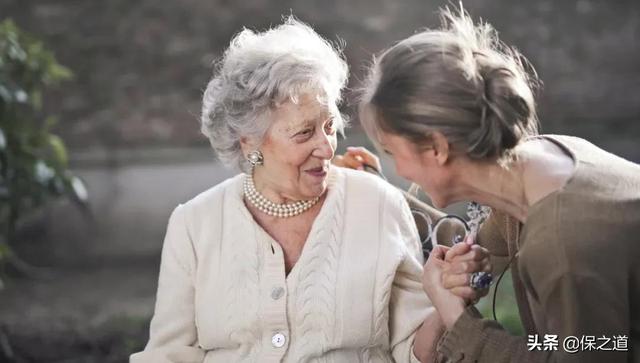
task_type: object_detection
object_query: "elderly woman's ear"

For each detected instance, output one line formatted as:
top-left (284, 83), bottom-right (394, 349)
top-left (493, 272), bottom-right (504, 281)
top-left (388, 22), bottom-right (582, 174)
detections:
top-left (240, 136), bottom-right (258, 156)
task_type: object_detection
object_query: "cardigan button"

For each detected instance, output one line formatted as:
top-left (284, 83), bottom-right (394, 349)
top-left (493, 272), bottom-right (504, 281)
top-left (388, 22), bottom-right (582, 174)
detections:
top-left (271, 332), bottom-right (286, 348)
top-left (271, 287), bottom-right (285, 300)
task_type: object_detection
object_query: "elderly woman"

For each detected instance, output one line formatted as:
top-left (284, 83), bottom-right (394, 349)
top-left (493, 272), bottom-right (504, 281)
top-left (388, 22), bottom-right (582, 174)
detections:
top-left (130, 18), bottom-right (490, 363)
top-left (350, 6), bottom-right (640, 363)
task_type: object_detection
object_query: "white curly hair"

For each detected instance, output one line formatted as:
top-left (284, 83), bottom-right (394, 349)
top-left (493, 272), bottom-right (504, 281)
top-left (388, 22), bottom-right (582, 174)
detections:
top-left (200, 17), bottom-right (349, 170)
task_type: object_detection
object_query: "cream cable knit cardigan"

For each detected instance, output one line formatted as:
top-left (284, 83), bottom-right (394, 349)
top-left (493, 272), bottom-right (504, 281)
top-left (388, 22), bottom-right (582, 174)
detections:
top-left (130, 167), bottom-right (433, 363)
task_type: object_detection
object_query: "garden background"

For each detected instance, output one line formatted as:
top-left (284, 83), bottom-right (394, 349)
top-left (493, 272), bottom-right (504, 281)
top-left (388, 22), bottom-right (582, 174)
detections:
top-left (1, 0), bottom-right (639, 361)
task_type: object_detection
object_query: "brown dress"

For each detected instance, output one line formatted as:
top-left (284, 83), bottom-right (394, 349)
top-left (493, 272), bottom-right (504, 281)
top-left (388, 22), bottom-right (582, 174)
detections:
top-left (411, 135), bottom-right (640, 362)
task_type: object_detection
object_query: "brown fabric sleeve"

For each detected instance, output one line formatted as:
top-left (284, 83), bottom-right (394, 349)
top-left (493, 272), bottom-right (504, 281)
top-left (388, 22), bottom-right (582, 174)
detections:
top-left (475, 210), bottom-right (510, 257)
top-left (437, 277), bottom-right (630, 362)
top-left (436, 306), bottom-right (555, 363)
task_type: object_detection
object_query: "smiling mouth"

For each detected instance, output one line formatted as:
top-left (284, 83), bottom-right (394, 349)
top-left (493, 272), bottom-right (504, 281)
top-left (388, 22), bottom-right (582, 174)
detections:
top-left (305, 166), bottom-right (328, 177)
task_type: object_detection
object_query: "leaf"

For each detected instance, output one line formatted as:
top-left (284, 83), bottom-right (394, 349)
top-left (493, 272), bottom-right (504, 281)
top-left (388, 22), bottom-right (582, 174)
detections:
top-left (0, 241), bottom-right (8, 260)
top-left (0, 85), bottom-right (11, 103)
top-left (0, 241), bottom-right (8, 290)
top-left (70, 176), bottom-right (88, 202)
top-left (49, 63), bottom-right (73, 81)
top-left (45, 115), bottom-right (58, 129)
top-left (14, 89), bottom-right (27, 103)
top-left (30, 89), bottom-right (42, 110)
top-left (7, 41), bottom-right (26, 62)
top-left (48, 134), bottom-right (68, 167)
top-left (33, 159), bottom-right (55, 185)
top-left (0, 128), bottom-right (5, 150)
top-left (51, 175), bottom-right (65, 195)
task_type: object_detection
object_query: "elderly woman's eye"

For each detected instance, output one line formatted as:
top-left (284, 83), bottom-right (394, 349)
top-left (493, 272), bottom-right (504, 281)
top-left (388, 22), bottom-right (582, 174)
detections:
top-left (296, 128), bottom-right (313, 137)
top-left (325, 119), bottom-right (336, 134)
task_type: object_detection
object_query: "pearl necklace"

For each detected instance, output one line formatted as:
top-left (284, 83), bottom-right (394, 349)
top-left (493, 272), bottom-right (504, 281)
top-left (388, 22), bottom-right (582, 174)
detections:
top-left (243, 174), bottom-right (320, 218)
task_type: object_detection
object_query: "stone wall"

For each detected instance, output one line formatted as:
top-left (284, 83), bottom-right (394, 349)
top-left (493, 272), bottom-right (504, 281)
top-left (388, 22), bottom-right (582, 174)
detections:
top-left (1, 0), bottom-right (639, 159)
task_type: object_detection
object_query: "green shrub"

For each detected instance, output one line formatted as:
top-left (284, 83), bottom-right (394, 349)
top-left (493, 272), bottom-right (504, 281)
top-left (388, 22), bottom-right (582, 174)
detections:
top-left (0, 19), bottom-right (87, 286)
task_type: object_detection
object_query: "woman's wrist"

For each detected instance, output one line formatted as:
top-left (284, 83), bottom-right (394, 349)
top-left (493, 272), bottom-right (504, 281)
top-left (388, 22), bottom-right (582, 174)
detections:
top-left (440, 298), bottom-right (466, 330)
top-left (413, 309), bottom-right (447, 363)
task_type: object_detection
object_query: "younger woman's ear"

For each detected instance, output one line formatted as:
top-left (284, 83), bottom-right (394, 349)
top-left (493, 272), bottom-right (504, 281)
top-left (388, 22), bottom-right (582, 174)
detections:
top-left (431, 131), bottom-right (450, 166)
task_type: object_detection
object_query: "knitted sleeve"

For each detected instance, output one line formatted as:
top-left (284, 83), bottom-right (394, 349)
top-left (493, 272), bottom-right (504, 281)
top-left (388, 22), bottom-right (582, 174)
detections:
top-left (130, 204), bottom-right (205, 363)
top-left (386, 188), bottom-right (435, 363)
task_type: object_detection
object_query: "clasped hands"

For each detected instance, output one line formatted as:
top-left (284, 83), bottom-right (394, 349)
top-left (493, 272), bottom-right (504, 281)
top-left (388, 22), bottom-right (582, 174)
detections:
top-left (423, 240), bottom-right (492, 329)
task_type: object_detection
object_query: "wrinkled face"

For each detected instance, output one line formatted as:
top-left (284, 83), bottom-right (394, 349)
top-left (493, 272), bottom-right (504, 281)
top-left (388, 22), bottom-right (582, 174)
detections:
top-left (248, 93), bottom-right (338, 201)
top-left (379, 132), bottom-right (454, 208)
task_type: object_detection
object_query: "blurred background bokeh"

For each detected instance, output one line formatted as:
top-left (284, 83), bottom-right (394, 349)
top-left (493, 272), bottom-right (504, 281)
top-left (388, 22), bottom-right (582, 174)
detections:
top-left (0, 0), bottom-right (638, 361)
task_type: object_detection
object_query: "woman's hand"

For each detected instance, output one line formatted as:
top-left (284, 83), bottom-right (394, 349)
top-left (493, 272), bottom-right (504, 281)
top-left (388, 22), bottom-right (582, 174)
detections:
top-left (333, 146), bottom-right (382, 172)
top-left (422, 245), bottom-right (467, 330)
top-left (442, 240), bottom-right (492, 305)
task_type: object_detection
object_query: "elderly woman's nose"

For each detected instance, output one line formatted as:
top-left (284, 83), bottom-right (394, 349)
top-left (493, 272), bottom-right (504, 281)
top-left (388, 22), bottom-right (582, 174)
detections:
top-left (313, 132), bottom-right (335, 159)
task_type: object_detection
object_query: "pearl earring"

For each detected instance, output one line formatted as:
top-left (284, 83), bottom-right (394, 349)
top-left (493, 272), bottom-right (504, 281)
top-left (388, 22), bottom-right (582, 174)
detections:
top-left (247, 150), bottom-right (264, 168)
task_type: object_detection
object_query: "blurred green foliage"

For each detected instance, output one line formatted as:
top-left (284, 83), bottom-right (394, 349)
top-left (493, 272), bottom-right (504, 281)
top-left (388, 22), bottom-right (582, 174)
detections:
top-left (477, 270), bottom-right (525, 336)
top-left (0, 19), bottom-right (88, 285)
